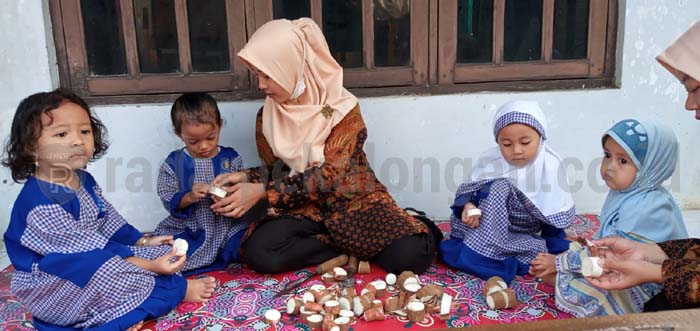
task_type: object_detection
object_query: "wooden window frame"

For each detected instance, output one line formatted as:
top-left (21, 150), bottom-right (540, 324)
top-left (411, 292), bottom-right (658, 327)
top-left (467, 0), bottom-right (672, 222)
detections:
top-left (50, 0), bottom-right (618, 105)
top-left (52, 0), bottom-right (250, 98)
top-left (254, 0), bottom-right (429, 88)
top-left (438, 0), bottom-right (613, 84)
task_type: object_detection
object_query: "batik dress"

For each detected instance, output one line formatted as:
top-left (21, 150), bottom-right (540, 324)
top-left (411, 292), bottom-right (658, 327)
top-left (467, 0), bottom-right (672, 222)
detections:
top-left (658, 238), bottom-right (700, 309)
top-left (241, 106), bottom-right (429, 261)
top-left (154, 146), bottom-right (247, 275)
top-left (3, 170), bottom-right (185, 330)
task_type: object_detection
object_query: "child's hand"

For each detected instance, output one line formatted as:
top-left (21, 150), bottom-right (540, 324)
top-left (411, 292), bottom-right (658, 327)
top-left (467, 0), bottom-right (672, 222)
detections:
top-left (144, 235), bottom-right (174, 246)
top-left (149, 248), bottom-right (186, 275)
top-left (529, 252), bottom-right (557, 277)
top-left (191, 183), bottom-right (210, 200)
top-left (178, 183), bottom-right (210, 209)
top-left (461, 202), bottom-right (480, 228)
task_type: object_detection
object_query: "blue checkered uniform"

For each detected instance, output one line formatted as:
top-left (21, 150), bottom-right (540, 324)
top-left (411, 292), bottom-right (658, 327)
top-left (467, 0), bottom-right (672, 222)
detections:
top-left (154, 146), bottom-right (249, 275)
top-left (3, 170), bottom-right (186, 330)
top-left (440, 179), bottom-right (574, 283)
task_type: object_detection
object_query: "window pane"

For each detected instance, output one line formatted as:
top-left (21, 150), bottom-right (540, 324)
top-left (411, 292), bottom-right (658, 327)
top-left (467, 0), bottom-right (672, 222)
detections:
top-left (187, 0), bottom-right (229, 72)
top-left (374, 0), bottom-right (410, 67)
top-left (457, 0), bottom-right (493, 64)
top-left (323, 0), bottom-right (363, 68)
top-left (504, 0), bottom-right (542, 62)
top-left (81, 0), bottom-right (127, 76)
top-left (133, 0), bottom-right (180, 73)
top-left (553, 0), bottom-right (589, 60)
top-left (273, 0), bottom-right (311, 19)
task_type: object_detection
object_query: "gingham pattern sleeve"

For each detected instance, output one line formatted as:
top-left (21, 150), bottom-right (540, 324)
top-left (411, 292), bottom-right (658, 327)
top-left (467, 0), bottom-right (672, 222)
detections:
top-left (94, 184), bottom-right (143, 245)
top-left (23, 205), bottom-right (109, 256)
top-left (157, 162), bottom-right (180, 210)
top-left (230, 155), bottom-right (244, 173)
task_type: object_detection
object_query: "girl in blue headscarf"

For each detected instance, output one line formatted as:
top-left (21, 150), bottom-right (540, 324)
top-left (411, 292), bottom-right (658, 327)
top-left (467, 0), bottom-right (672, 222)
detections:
top-left (533, 119), bottom-right (688, 317)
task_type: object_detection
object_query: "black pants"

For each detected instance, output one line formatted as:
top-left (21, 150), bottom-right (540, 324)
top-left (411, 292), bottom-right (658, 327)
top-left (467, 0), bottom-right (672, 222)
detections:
top-left (644, 292), bottom-right (678, 312)
top-left (243, 217), bottom-right (438, 274)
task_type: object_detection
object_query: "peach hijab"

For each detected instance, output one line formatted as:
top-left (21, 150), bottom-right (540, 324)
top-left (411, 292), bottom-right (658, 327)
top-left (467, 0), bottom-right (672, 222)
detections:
top-left (237, 18), bottom-right (358, 175)
top-left (657, 21), bottom-right (700, 82)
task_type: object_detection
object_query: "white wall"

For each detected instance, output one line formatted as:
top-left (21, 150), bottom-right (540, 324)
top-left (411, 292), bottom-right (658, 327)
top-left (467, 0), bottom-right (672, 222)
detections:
top-left (2, 0), bottom-right (700, 233)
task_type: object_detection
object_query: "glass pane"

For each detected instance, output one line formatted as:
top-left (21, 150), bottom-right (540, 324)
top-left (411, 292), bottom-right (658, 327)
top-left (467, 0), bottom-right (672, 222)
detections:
top-left (504, 0), bottom-right (542, 62)
top-left (553, 0), bottom-right (589, 60)
top-left (81, 0), bottom-right (127, 76)
top-left (188, 0), bottom-right (229, 72)
top-left (457, 0), bottom-right (493, 64)
top-left (323, 0), bottom-right (363, 68)
top-left (133, 0), bottom-right (180, 73)
top-left (273, 0), bottom-right (311, 19)
top-left (374, 0), bottom-right (411, 67)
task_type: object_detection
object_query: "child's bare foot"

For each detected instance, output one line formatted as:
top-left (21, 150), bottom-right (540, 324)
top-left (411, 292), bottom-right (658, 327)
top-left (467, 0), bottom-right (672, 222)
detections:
top-left (127, 321), bottom-right (143, 331)
top-left (529, 253), bottom-right (557, 278)
top-left (184, 277), bottom-right (216, 302)
top-left (539, 272), bottom-right (556, 286)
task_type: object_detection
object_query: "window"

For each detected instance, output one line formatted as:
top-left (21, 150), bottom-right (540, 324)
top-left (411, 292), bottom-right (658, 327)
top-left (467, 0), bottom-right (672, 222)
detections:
top-left (438, 0), bottom-right (613, 84)
top-left (50, 0), bottom-right (617, 104)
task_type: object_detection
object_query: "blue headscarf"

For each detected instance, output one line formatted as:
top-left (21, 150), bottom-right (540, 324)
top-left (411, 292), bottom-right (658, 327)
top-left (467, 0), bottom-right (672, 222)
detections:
top-left (595, 119), bottom-right (688, 242)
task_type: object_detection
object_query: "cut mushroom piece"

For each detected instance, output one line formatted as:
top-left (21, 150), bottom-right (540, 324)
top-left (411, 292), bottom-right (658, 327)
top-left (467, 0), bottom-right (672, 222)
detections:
top-left (483, 276), bottom-right (508, 296)
top-left (369, 280), bottom-right (387, 298)
top-left (307, 314), bottom-right (324, 329)
top-left (406, 301), bottom-right (426, 323)
top-left (357, 261), bottom-right (371, 274)
top-left (263, 309), bottom-right (281, 325)
top-left (385, 273), bottom-right (397, 286)
top-left (403, 282), bottom-right (422, 295)
top-left (208, 185), bottom-right (227, 198)
top-left (397, 271), bottom-right (417, 290)
top-left (287, 297), bottom-right (303, 315)
top-left (333, 267), bottom-right (348, 281)
top-left (172, 238), bottom-right (188, 256)
top-left (440, 293), bottom-right (453, 320)
top-left (582, 256), bottom-right (604, 277)
top-left (486, 289), bottom-right (519, 310)
top-left (302, 291), bottom-right (316, 303)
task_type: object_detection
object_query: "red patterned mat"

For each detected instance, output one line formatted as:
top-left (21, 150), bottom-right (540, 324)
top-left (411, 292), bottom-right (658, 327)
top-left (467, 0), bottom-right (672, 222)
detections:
top-left (0, 215), bottom-right (599, 330)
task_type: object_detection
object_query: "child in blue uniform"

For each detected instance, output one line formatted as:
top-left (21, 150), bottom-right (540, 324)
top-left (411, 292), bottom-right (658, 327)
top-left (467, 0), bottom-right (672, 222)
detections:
top-left (439, 100), bottom-right (575, 284)
top-left (153, 92), bottom-right (256, 275)
top-left (2, 89), bottom-right (215, 331)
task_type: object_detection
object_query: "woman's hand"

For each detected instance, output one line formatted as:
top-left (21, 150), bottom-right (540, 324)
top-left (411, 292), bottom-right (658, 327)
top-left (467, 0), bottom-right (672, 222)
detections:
top-left (211, 183), bottom-right (266, 218)
top-left (461, 202), bottom-right (480, 228)
top-left (143, 235), bottom-right (174, 246)
top-left (592, 237), bottom-right (668, 264)
top-left (586, 258), bottom-right (663, 290)
top-left (212, 172), bottom-right (249, 187)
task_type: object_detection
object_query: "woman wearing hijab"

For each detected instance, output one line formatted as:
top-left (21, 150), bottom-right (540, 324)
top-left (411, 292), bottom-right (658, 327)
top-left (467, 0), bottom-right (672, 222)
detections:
top-left (210, 18), bottom-right (440, 274)
top-left (586, 21), bottom-right (700, 312)
top-left (439, 100), bottom-right (575, 284)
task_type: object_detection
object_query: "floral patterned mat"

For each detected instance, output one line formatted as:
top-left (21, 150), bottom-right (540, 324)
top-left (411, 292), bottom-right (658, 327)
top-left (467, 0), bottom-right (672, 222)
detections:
top-left (0, 214), bottom-right (599, 331)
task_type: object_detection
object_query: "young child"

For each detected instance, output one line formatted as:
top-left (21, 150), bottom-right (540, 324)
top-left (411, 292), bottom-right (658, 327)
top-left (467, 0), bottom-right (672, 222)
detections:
top-left (439, 100), bottom-right (575, 284)
top-left (1, 89), bottom-right (215, 331)
top-left (153, 92), bottom-right (253, 276)
top-left (530, 119), bottom-right (688, 316)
